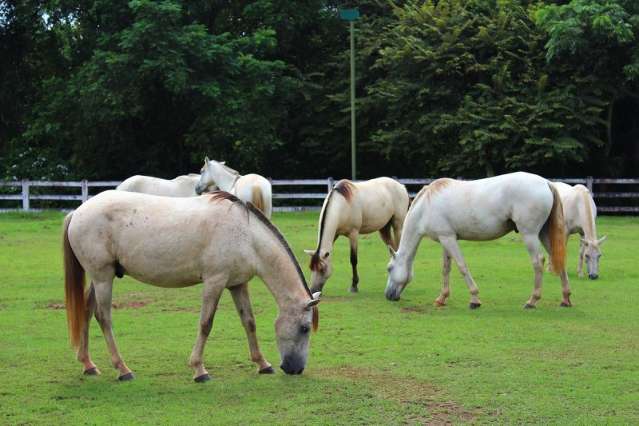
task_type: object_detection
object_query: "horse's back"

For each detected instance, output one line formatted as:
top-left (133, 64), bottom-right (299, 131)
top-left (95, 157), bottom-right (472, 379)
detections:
top-left (236, 174), bottom-right (272, 217)
top-left (352, 178), bottom-right (408, 232)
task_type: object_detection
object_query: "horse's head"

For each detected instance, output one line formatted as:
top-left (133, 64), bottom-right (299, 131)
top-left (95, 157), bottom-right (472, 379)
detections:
top-left (195, 157), bottom-right (227, 195)
top-left (275, 292), bottom-right (320, 375)
top-left (385, 246), bottom-right (413, 301)
top-left (305, 249), bottom-right (332, 292)
top-left (582, 236), bottom-right (606, 279)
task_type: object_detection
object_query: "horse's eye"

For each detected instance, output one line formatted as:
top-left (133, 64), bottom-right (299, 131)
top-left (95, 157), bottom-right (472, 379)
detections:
top-left (300, 325), bottom-right (310, 334)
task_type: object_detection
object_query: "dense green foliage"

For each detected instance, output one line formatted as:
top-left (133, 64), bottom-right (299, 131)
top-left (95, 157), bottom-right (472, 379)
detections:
top-left (1, 212), bottom-right (638, 423)
top-left (2, 0), bottom-right (639, 179)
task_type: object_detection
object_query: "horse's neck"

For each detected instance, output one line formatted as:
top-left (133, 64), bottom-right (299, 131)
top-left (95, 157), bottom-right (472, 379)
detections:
top-left (396, 199), bottom-right (426, 265)
top-left (253, 224), bottom-right (309, 309)
top-left (213, 167), bottom-right (239, 192)
top-left (317, 198), bottom-right (341, 253)
top-left (579, 191), bottom-right (598, 240)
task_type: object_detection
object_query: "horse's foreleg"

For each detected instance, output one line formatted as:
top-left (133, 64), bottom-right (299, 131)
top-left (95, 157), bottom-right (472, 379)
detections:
top-left (229, 283), bottom-right (273, 374)
top-left (93, 278), bottom-right (133, 380)
top-left (438, 236), bottom-right (481, 309)
top-left (77, 282), bottom-right (99, 375)
top-left (435, 249), bottom-right (451, 306)
top-left (523, 234), bottom-right (545, 309)
top-left (577, 237), bottom-right (586, 278)
top-left (189, 276), bottom-right (225, 382)
top-left (349, 234), bottom-right (359, 293)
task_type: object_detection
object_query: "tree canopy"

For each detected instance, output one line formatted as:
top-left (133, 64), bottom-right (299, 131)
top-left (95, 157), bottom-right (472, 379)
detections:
top-left (1, 0), bottom-right (638, 180)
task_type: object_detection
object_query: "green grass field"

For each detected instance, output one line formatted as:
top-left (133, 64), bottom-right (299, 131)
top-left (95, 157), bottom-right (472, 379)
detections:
top-left (1, 211), bottom-right (638, 424)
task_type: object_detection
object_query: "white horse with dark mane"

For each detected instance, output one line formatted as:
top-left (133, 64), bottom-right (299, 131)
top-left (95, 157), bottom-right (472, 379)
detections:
top-left (385, 172), bottom-right (572, 309)
top-left (63, 190), bottom-right (319, 382)
top-left (305, 178), bottom-right (409, 293)
top-left (553, 182), bottom-right (606, 279)
top-left (117, 174), bottom-right (205, 197)
top-left (195, 157), bottom-right (272, 218)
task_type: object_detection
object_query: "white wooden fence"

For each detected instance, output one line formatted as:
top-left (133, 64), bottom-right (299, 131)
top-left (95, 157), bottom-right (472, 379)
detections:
top-left (1, 177), bottom-right (638, 213)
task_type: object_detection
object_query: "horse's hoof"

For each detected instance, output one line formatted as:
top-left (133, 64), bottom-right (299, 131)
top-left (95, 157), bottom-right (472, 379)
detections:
top-left (434, 300), bottom-right (446, 307)
top-left (118, 372), bottom-right (135, 381)
top-left (349, 286), bottom-right (358, 293)
top-left (560, 302), bottom-right (572, 308)
top-left (259, 366), bottom-right (275, 374)
top-left (469, 302), bottom-right (481, 309)
top-left (523, 303), bottom-right (536, 309)
top-left (194, 373), bottom-right (211, 383)
top-left (83, 367), bottom-right (100, 376)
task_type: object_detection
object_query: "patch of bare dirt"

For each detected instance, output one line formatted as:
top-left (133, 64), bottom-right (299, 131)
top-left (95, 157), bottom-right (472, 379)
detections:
top-left (318, 366), bottom-right (488, 424)
top-left (400, 305), bottom-right (430, 314)
top-left (44, 300), bottom-right (151, 310)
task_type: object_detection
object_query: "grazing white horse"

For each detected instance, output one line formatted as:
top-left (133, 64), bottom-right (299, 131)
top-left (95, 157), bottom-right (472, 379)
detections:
top-left (195, 157), bottom-right (272, 218)
top-left (305, 178), bottom-right (410, 293)
top-left (116, 174), bottom-right (206, 197)
top-left (385, 172), bottom-right (572, 309)
top-left (63, 190), bottom-right (320, 382)
top-left (553, 182), bottom-right (606, 279)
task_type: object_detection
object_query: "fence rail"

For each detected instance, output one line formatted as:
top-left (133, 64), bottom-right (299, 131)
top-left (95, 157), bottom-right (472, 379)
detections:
top-left (1, 177), bottom-right (638, 213)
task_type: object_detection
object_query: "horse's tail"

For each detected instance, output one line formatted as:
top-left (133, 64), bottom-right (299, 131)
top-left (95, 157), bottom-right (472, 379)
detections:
top-left (544, 183), bottom-right (566, 274)
top-left (63, 212), bottom-right (85, 349)
top-left (251, 185), bottom-right (267, 217)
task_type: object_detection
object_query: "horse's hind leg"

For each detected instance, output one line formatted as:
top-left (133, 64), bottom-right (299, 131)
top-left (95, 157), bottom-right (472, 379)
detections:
top-left (540, 233), bottom-right (572, 307)
top-left (77, 282), bottom-right (100, 375)
top-left (189, 275), bottom-right (225, 382)
top-left (229, 283), bottom-right (273, 374)
top-left (438, 236), bottom-right (481, 309)
top-left (434, 249), bottom-right (451, 306)
top-left (93, 276), bottom-right (134, 380)
top-left (522, 234), bottom-right (545, 309)
top-left (349, 233), bottom-right (359, 293)
top-left (93, 278), bottom-right (132, 379)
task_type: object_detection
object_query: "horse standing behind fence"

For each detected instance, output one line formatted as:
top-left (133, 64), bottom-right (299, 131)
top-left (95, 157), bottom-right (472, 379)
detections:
top-left (117, 174), bottom-right (205, 197)
top-left (385, 172), bottom-right (572, 309)
top-left (195, 158), bottom-right (272, 218)
top-left (553, 182), bottom-right (606, 279)
top-left (305, 178), bottom-right (410, 293)
top-left (63, 190), bottom-right (320, 382)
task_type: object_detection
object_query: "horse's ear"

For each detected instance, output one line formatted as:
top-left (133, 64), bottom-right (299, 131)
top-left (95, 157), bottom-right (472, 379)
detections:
top-left (388, 245), bottom-right (396, 258)
top-left (598, 235), bottom-right (607, 245)
top-left (204, 156), bottom-right (210, 165)
top-left (304, 249), bottom-right (315, 256)
top-left (312, 291), bottom-right (321, 300)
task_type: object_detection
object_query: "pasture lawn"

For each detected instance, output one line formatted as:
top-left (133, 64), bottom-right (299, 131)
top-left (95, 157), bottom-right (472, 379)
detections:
top-left (1, 211), bottom-right (638, 425)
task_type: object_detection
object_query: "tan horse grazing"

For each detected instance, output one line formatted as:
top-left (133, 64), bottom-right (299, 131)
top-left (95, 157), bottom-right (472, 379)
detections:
top-left (117, 174), bottom-right (208, 196)
top-left (195, 157), bottom-right (272, 218)
top-left (385, 172), bottom-right (572, 309)
top-left (553, 182), bottom-right (606, 279)
top-left (305, 178), bottom-right (410, 293)
top-left (63, 190), bottom-right (320, 382)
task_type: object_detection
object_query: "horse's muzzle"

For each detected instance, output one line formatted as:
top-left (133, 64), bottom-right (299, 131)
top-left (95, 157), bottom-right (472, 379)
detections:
top-left (280, 354), bottom-right (305, 375)
top-left (385, 287), bottom-right (401, 301)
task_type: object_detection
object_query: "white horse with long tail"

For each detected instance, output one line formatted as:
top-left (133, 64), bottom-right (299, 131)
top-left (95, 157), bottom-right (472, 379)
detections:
top-left (305, 178), bottom-right (410, 293)
top-left (385, 172), bottom-right (572, 309)
top-left (553, 182), bottom-right (606, 279)
top-left (63, 190), bottom-right (320, 382)
top-left (117, 174), bottom-right (206, 196)
top-left (195, 157), bottom-right (272, 218)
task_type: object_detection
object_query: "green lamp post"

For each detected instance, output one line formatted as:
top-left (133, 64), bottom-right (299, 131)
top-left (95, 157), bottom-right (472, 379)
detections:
top-left (339, 8), bottom-right (360, 180)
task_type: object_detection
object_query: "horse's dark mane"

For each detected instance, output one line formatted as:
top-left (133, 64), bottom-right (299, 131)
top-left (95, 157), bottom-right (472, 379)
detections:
top-left (310, 180), bottom-right (355, 271)
top-left (209, 191), bottom-right (312, 298)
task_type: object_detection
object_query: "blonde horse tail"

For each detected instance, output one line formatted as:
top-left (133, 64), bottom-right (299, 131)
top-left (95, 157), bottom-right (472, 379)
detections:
top-left (63, 212), bottom-right (86, 349)
top-left (251, 186), bottom-right (265, 215)
top-left (545, 183), bottom-right (566, 274)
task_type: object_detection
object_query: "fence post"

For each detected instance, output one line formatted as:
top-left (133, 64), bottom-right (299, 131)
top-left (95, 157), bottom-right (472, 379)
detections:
top-left (327, 177), bottom-right (334, 193)
top-left (21, 179), bottom-right (30, 211)
top-left (586, 176), bottom-right (594, 193)
top-left (81, 179), bottom-right (89, 203)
